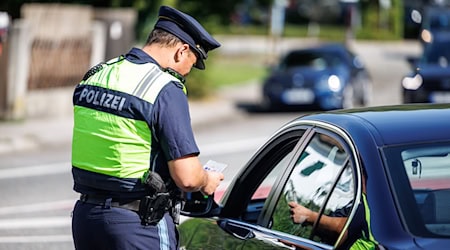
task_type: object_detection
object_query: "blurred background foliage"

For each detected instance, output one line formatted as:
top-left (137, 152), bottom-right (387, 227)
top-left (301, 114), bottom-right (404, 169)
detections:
top-left (0, 0), bottom-right (405, 41)
top-left (0, 0), bottom-right (405, 99)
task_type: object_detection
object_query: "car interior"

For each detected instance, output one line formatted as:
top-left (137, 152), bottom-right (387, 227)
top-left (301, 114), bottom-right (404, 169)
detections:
top-left (403, 146), bottom-right (450, 236)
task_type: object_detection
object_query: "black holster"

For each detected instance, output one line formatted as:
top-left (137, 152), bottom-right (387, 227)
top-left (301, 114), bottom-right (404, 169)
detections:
top-left (139, 171), bottom-right (184, 225)
top-left (138, 192), bottom-right (171, 226)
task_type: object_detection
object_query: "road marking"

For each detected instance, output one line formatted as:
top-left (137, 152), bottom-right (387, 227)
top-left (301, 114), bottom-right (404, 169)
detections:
top-left (0, 216), bottom-right (71, 230)
top-left (0, 200), bottom-right (75, 215)
top-left (0, 161), bottom-right (70, 179)
top-left (0, 137), bottom-right (266, 180)
top-left (200, 137), bottom-right (266, 156)
top-left (0, 204), bottom-right (73, 243)
top-left (0, 235), bottom-right (73, 243)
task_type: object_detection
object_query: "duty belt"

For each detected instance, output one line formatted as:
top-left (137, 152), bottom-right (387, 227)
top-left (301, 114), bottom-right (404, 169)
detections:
top-left (79, 194), bottom-right (140, 212)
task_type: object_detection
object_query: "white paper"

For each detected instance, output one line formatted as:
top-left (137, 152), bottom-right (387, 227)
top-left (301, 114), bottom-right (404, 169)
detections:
top-left (204, 160), bottom-right (228, 172)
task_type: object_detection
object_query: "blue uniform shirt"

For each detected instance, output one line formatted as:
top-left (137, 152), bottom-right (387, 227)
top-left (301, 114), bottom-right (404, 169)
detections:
top-left (125, 48), bottom-right (200, 180)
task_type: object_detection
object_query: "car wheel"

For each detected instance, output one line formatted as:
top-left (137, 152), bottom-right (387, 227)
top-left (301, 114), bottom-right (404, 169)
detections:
top-left (403, 90), bottom-right (412, 104)
top-left (359, 80), bottom-right (372, 106)
top-left (342, 84), bottom-right (355, 109)
top-left (354, 74), bottom-right (372, 106)
top-left (261, 95), bottom-right (274, 111)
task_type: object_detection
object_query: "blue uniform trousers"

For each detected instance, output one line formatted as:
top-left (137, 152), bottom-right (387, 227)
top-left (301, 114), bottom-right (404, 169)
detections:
top-left (72, 200), bottom-right (178, 250)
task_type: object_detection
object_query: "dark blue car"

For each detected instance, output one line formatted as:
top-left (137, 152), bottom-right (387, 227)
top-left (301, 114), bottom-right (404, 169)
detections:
top-left (261, 43), bottom-right (372, 111)
top-left (419, 6), bottom-right (450, 45)
top-left (402, 31), bottom-right (450, 103)
top-left (180, 104), bottom-right (450, 249)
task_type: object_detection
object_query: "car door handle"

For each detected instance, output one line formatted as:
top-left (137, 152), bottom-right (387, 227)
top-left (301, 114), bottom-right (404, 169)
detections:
top-left (219, 220), bottom-right (255, 240)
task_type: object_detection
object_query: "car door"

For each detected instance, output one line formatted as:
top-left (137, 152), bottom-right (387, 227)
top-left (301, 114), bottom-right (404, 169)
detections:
top-left (180, 125), bottom-right (363, 249)
top-left (215, 127), bottom-right (361, 249)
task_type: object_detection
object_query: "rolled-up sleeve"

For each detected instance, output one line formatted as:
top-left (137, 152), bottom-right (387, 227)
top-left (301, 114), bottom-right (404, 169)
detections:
top-left (152, 83), bottom-right (200, 161)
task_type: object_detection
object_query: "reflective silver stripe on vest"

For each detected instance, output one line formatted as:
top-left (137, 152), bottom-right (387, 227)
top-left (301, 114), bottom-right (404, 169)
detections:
top-left (132, 66), bottom-right (161, 97)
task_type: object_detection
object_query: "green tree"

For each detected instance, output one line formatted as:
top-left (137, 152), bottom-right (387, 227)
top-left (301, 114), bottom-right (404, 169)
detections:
top-left (359, 0), bottom-right (403, 39)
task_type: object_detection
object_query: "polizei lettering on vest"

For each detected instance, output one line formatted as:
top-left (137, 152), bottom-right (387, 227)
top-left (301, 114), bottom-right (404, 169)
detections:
top-left (79, 88), bottom-right (126, 111)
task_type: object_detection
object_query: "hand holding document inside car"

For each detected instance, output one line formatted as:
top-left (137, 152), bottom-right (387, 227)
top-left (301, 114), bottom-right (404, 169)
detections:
top-left (203, 160), bottom-right (227, 172)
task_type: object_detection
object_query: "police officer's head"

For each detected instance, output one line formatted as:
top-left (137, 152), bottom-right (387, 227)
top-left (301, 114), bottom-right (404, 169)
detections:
top-left (147, 6), bottom-right (221, 71)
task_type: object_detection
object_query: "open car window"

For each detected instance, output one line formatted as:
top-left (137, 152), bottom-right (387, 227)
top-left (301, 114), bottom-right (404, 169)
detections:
top-left (251, 150), bottom-right (295, 200)
top-left (219, 128), bottom-right (310, 223)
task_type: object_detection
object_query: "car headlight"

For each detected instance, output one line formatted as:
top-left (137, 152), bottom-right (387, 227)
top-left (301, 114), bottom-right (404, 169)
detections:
top-left (328, 75), bottom-right (341, 92)
top-left (421, 29), bottom-right (433, 43)
top-left (317, 74), bottom-right (342, 92)
top-left (402, 74), bottom-right (423, 90)
top-left (411, 9), bottom-right (422, 24)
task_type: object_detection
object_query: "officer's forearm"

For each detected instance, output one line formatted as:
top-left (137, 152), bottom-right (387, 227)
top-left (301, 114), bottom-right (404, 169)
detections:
top-left (168, 156), bottom-right (209, 192)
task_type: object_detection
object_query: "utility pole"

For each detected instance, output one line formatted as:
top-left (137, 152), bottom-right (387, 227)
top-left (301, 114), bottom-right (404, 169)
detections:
top-left (269, 0), bottom-right (287, 64)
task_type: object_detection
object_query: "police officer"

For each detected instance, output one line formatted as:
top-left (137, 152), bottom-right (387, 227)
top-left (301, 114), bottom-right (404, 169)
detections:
top-left (71, 5), bottom-right (224, 250)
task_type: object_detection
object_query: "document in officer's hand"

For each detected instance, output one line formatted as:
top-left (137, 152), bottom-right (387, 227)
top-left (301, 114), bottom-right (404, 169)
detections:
top-left (204, 160), bottom-right (227, 172)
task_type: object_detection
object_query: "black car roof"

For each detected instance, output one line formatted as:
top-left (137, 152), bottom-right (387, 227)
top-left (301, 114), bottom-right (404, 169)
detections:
top-left (297, 104), bottom-right (450, 146)
top-left (282, 43), bottom-right (354, 66)
top-left (288, 43), bottom-right (348, 54)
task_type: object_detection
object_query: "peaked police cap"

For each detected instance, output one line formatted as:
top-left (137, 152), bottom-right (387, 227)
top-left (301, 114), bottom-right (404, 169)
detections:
top-left (154, 6), bottom-right (221, 70)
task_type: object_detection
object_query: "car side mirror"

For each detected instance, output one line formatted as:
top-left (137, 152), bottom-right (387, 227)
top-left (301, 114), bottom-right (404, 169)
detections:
top-left (181, 191), bottom-right (217, 217)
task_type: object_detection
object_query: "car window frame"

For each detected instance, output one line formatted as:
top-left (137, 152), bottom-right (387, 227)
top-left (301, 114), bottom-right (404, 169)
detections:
top-left (219, 125), bottom-right (312, 219)
top-left (256, 126), bottom-right (315, 226)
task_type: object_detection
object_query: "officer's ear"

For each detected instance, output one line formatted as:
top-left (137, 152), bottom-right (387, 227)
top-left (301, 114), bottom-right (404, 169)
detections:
top-left (175, 43), bottom-right (191, 62)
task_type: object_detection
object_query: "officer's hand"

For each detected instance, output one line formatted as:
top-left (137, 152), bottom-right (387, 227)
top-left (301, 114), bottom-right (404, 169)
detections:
top-left (200, 171), bottom-right (224, 196)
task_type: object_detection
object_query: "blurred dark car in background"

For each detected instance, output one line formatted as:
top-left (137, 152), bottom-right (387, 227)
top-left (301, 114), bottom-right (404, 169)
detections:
top-left (261, 43), bottom-right (372, 111)
top-left (419, 6), bottom-right (450, 46)
top-left (403, 0), bottom-right (450, 39)
top-left (402, 32), bottom-right (450, 103)
top-left (403, 0), bottom-right (430, 39)
top-left (179, 104), bottom-right (450, 249)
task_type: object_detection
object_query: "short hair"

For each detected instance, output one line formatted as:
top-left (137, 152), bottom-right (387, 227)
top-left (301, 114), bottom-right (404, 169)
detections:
top-left (146, 28), bottom-right (182, 47)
